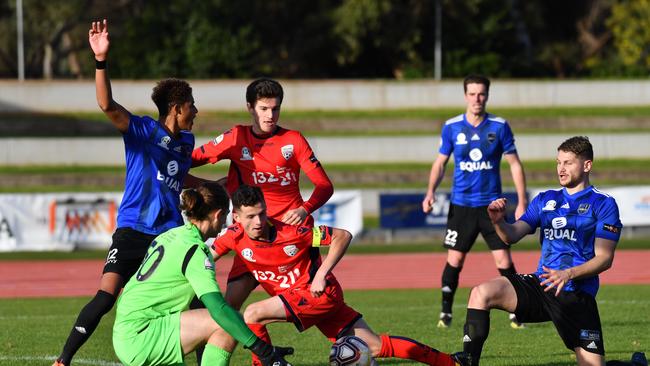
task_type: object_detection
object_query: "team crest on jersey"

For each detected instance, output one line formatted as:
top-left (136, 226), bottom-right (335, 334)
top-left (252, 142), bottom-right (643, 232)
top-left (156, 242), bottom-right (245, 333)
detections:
top-left (283, 245), bottom-right (298, 257)
top-left (158, 136), bottom-right (171, 150)
top-left (240, 147), bottom-right (254, 161)
top-left (578, 203), bottom-right (591, 214)
top-left (241, 248), bottom-right (256, 262)
top-left (543, 200), bottom-right (557, 211)
top-left (281, 144), bottom-right (294, 160)
top-left (487, 132), bottom-right (497, 143)
top-left (212, 134), bottom-right (224, 145)
top-left (456, 133), bottom-right (467, 145)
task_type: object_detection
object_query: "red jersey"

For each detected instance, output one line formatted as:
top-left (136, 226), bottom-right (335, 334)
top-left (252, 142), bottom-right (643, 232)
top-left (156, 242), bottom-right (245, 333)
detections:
top-left (212, 219), bottom-right (340, 296)
top-left (192, 125), bottom-right (323, 219)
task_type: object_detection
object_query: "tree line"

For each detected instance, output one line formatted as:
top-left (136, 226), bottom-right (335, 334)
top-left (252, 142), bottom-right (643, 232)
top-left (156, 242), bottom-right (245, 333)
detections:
top-left (1, 0), bottom-right (648, 80)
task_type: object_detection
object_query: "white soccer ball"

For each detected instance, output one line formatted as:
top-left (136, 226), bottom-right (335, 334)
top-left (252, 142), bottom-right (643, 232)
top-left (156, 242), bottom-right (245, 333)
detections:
top-left (329, 336), bottom-right (377, 366)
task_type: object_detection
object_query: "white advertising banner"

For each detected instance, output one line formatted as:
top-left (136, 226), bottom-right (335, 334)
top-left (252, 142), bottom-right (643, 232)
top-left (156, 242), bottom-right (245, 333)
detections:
top-left (0, 192), bottom-right (121, 252)
top-left (0, 190), bottom-right (364, 252)
top-left (307, 190), bottom-right (363, 239)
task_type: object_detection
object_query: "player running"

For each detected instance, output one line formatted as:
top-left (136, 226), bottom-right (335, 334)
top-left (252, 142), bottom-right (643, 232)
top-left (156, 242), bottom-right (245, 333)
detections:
top-left (422, 74), bottom-right (527, 329)
top-left (112, 182), bottom-right (292, 366)
top-left (53, 20), bottom-right (198, 366)
top-left (212, 185), bottom-right (470, 366)
top-left (459, 136), bottom-right (642, 366)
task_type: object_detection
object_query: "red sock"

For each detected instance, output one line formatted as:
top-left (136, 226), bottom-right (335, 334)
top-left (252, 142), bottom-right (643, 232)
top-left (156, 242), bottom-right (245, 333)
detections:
top-left (378, 334), bottom-right (457, 366)
top-left (248, 323), bottom-right (271, 366)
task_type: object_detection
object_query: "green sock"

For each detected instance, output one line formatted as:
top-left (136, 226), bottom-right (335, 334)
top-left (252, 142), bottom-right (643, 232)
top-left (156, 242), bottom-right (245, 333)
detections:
top-left (201, 343), bottom-right (232, 366)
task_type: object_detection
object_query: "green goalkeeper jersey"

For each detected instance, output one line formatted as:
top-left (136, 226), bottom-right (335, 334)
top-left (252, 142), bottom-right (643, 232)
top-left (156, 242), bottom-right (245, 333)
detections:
top-left (114, 223), bottom-right (219, 336)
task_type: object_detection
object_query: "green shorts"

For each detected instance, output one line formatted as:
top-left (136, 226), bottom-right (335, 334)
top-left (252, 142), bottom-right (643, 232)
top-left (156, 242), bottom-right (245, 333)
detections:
top-left (113, 312), bottom-right (183, 366)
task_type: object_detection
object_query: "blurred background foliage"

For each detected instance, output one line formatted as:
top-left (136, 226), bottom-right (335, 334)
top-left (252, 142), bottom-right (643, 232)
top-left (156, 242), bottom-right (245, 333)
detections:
top-left (1, 0), bottom-right (649, 79)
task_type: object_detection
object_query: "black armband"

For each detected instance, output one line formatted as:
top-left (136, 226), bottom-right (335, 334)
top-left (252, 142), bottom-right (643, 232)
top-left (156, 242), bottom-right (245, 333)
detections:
top-left (95, 59), bottom-right (107, 70)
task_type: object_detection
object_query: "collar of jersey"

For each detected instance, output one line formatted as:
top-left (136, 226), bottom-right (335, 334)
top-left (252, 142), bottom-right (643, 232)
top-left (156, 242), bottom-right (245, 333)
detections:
top-left (249, 125), bottom-right (282, 139)
top-left (562, 185), bottom-right (594, 200)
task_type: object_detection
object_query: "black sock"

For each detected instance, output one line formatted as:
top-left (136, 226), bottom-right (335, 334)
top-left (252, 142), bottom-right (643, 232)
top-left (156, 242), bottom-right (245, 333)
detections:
top-left (498, 265), bottom-right (516, 277)
top-left (189, 296), bottom-right (206, 364)
top-left (441, 263), bottom-right (461, 314)
top-left (463, 308), bottom-right (490, 366)
top-left (59, 290), bottom-right (115, 364)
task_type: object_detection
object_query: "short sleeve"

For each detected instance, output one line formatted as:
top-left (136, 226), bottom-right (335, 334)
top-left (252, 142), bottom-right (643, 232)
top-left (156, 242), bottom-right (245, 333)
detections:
top-left (192, 128), bottom-right (236, 166)
top-left (595, 197), bottom-right (623, 242)
top-left (185, 244), bottom-right (221, 299)
top-left (501, 122), bottom-right (517, 155)
top-left (125, 114), bottom-right (154, 141)
top-left (211, 228), bottom-right (236, 256)
top-left (438, 123), bottom-right (453, 156)
top-left (311, 225), bottom-right (333, 247)
top-left (520, 193), bottom-right (542, 232)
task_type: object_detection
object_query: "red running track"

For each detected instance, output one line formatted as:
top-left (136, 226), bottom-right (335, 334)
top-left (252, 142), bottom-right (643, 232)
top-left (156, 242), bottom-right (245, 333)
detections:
top-left (1, 250), bottom-right (649, 298)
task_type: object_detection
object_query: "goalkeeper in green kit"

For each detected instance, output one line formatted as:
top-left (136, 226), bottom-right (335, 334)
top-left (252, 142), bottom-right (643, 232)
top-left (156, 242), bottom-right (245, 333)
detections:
top-left (112, 182), bottom-right (293, 366)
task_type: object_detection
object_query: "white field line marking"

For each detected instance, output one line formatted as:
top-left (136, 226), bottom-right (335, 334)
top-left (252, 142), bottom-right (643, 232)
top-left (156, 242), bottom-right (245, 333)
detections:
top-left (0, 355), bottom-right (122, 366)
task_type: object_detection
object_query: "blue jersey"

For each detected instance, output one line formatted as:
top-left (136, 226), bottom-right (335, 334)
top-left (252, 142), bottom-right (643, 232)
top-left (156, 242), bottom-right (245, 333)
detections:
top-left (520, 186), bottom-right (622, 297)
top-left (439, 113), bottom-right (517, 207)
top-left (117, 115), bottom-right (194, 235)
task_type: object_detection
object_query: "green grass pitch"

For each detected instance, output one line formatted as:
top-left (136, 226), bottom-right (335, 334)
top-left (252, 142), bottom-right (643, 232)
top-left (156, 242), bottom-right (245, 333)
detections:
top-left (1, 286), bottom-right (648, 365)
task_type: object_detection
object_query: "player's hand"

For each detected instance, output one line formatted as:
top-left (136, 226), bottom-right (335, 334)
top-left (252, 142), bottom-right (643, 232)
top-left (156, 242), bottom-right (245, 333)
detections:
top-left (310, 276), bottom-right (326, 297)
top-left (248, 338), bottom-right (294, 366)
top-left (422, 193), bottom-right (436, 213)
top-left (539, 266), bottom-right (572, 296)
top-left (281, 207), bottom-right (308, 226)
top-left (89, 19), bottom-right (110, 60)
top-left (487, 198), bottom-right (507, 224)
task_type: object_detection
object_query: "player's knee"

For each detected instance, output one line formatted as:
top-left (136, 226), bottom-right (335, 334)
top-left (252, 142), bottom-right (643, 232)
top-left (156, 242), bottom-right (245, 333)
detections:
top-left (242, 303), bottom-right (263, 323)
top-left (468, 285), bottom-right (491, 309)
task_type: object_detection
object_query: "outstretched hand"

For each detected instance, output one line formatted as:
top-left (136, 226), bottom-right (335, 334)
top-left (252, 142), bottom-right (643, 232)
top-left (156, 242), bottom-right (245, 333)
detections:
top-left (89, 19), bottom-right (110, 60)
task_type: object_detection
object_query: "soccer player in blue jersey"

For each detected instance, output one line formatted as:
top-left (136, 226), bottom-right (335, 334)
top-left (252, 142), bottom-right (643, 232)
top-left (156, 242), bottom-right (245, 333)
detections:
top-left (422, 74), bottom-right (527, 329)
top-left (460, 136), bottom-right (634, 366)
top-left (53, 20), bottom-right (198, 366)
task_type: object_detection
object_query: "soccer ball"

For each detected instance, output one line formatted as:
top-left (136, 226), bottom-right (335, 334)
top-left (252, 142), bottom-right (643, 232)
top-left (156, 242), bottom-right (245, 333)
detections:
top-left (329, 336), bottom-right (376, 366)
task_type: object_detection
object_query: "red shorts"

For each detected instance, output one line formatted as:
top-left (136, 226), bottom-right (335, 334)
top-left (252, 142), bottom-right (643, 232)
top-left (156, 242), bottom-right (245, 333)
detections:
top-left (227, 215), bottom-right (315, 282)
top-left (278, 282), bottom-right (362, 341)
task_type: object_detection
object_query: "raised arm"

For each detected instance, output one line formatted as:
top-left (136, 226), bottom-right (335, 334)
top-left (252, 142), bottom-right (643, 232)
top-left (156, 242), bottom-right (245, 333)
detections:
top-left (504, 152), bottom-right (528, 219)
top-left (310, 227), bottom-right (352, 297)
top-left (89, 19), bottom-right (130, 133)
top-left (487, 198), bottom-right (532, 244)
top-left (422, 153), bottom-right (450, 213)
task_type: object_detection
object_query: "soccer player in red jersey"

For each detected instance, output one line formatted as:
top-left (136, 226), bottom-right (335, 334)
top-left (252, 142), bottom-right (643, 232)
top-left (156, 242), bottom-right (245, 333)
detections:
top-left (190, 78), bottom-right (333, 310)
top-left (211, 185), bottom-right (469, 366)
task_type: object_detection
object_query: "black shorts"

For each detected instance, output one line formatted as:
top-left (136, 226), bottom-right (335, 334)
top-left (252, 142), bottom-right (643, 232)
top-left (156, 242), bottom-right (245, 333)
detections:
top-left (507, 273), bottom-right (604, 355)
top-left (102, 227), bottom-right (157, 282)
top-left (443, 203), bottom-right (508, 252)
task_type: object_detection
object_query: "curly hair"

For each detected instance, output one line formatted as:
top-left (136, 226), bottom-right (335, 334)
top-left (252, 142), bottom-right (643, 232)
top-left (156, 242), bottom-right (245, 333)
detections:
top-left (151, 78), bottom-right (193, 117)
top-left (231, 185), bottom-right (265, 210)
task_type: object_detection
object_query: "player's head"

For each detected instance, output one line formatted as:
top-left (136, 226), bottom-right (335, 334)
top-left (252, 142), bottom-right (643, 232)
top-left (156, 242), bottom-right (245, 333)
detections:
top-left (151, 78), bottom-right (197, 131)
top-left (463, 74), bottom-right (490, 116)
top-left (232, 185), bottom-right (268, 239)
top-left (246, 78), bottom-right (283, 136)
top-left (556, 136), bottom-right (593, 188)
top-left (180, 182), bottom-right (230, 238)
